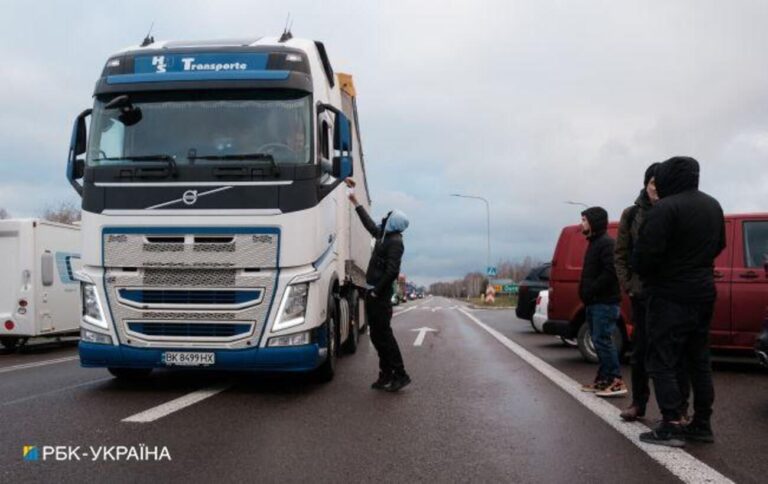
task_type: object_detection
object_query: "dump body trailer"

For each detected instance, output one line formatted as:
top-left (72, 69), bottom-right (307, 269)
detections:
top-left (0, 219), bottom-right (81, 350)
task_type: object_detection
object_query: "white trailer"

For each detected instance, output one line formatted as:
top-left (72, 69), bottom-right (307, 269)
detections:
top-left (0, 219), bottom-right (81, 351)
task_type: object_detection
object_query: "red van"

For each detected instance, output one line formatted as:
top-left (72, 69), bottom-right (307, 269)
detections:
top-left (542, 213), bottom-right (768, 363)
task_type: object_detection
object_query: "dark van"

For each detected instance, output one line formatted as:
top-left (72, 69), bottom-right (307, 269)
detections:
top-left (543, 214), bottom-right (768, 363)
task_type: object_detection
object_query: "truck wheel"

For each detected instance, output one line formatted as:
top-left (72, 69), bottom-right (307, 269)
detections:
top-left (313, 294), bottom-right (338, 383)
top-left (577, 323), bottom-right (624, 364)
top-left (108, 368), bottom-right (153, 380)
top-left (0, 337), bottom-right (20, 353)
top-left (529, 319), bottom-right (541, 334)
top-left (342, 296), bottom-right (359, 354)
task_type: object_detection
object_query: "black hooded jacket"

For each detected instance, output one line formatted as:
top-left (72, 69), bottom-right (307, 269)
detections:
top-left (632, 157), bottom-right (726, 303)
top-left (355, 206), bottom-right (404, 297)
top-left (579, 207), bottom-right (621, 305)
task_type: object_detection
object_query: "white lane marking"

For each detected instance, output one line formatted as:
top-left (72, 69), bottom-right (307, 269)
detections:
top-left (122, 383), bottom-right (231, 423)
top-left (411, 327), bottom-right (437, 346)
top-left (0, 356), bottom-right (79, 374)
top-left (1, 377), bottom-right (113, 407)
top-left (393, 307), bottom-right (416, 318)
top-left (458, 309), bottom-right (733, 484)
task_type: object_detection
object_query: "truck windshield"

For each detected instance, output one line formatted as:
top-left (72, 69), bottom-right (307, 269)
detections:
top-left (87, 92), bottom-right (311, 166)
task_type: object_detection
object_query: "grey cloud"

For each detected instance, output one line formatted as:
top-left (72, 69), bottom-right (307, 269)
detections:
top-left (1, 0), bottom-right (766, 283)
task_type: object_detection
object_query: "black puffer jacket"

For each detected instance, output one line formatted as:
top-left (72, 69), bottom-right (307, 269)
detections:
top-left (632, 156), bottom-right (726, 303)
top-left (355, 206), bottom-right (405, 297)
top-left (579, 207), bottom-right (621, 305)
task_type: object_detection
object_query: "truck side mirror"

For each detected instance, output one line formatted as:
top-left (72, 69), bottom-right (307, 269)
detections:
top-left (332, 112), bottom-right (353, 179)
top-left (333, 112), bottom-right (352, 152)
top-left (332, 155), bottom-right (353, 179)
top-left (67, 108), bottom-right (91, 196)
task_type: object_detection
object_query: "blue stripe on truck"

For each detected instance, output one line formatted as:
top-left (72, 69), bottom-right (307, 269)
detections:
top-left (79, 341), bottom-right (323, 372)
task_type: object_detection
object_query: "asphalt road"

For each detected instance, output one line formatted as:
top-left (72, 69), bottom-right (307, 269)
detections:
top-left (0, 297), bottom-right (763, 483)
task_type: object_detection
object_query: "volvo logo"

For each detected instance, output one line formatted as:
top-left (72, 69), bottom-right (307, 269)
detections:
top-left (182, 190), bottom-right (199, 206)
top-left (146, 186), bottom-right (232, 210)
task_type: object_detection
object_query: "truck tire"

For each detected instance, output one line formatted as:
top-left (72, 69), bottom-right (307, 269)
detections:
top-left (577, 322), bottom-right (625, 364)
top-left (312, 293), bottom-right (338, 383)
top-left (342, 295), bottom-right (359, 354)
top-left (529, 318), bottom-right (541, 333)
top-left (108, 368), bottom-right (153, 380)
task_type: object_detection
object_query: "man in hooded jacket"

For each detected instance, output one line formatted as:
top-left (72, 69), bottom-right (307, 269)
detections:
top-left (633, 156), bottom-right (725, 447)
top-left (347, 179), bottom-right (411, 392)
top-left (578, 206), bottom-right (627, 397)
top-left (616, 164), bottom-right (692, 422)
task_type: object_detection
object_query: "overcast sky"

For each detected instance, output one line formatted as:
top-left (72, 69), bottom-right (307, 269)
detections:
top-left (1, 1), bottom-right (767, 285)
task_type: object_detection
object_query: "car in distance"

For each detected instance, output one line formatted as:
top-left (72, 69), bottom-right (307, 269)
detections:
top-left (516, 263), bottom-right (551, 330)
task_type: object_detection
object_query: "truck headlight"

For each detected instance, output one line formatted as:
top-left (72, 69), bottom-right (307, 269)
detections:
top-left (81, 328), bottom-right (113, 345)
top-left (81, 283), bottom-right (107, 329)
top-left (273, 283), bottom-right (309, 332)
top-left (267, 331), bottom-right (311, 347)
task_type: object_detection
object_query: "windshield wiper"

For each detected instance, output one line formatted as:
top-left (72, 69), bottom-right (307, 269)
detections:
top-left (93, 155), bottom-right (178, 177)
top-left (187, 153), bottom-right (280, 177)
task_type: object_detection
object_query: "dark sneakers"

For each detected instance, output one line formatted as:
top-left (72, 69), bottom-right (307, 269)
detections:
top-left (371, 373), bottom-right (392, 390)
top-left (683, 422), bottom-right (715, 443)
top-left (639, 422), bottom-right (686, 448)
top-left (385, 374), bottom-right (412, 392)
top-left (620, 404), bottom-right (646, 422)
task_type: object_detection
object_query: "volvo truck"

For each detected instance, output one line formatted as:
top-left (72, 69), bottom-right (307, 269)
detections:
top-left (0, 219), bottom-right (81, 351)
top-left (66, 35), bottom-right (372, 381)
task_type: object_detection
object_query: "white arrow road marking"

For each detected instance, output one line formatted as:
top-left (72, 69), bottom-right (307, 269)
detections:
top-left (123, 382), bottom-right (231, 423)
top-left (411, 327), bottom-right (437, 346)
top-left (458, 309), bottom-right (733, 484)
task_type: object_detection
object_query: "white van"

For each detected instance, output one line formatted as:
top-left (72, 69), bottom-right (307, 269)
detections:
top-left (0, 219), bottom-right (81, 351)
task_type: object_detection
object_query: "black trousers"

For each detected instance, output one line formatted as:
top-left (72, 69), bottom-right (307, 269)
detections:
top-left (646, 295), bottom-right (714, 424)
top-left (630, 297), bottom-right (691, 411)
top-left (366, 293), bottom-right (406, 377)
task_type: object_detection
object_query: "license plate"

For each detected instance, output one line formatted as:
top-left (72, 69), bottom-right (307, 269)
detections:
top-left (163, 352), bottom-right (215, 367)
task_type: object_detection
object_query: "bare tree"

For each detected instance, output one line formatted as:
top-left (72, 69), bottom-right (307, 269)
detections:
top-left (41, 201), bottom-right (81, 225)
top-left (0, 207), bottom-right (10, 220)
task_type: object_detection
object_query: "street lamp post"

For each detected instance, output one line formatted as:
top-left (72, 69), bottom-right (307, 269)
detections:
top-left (450, 194), bottom-right (491, 275)
top-left (564, 200), bottom-right (589, 209)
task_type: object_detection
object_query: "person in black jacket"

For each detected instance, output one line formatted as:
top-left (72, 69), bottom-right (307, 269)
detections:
top-left (346, 179), bottom-right (411, 392)
top-left (633, 156), bottom-right (725, 447)
top-left (578, 206), bottom-right (627, 398)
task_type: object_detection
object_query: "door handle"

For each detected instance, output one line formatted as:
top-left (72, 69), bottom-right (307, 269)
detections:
top-left (713, 271), bottom-right (724, 279)
top-left (739, 271), bottom-right (759, 279)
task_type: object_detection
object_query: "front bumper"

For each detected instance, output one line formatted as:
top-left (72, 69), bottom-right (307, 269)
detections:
top-left (79, 341), bottom-right (325, 372)
top-left (755, 329), bottom-right (768, 368)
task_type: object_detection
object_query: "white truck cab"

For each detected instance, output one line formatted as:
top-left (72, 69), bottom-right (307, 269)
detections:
top-left (67, 35), bottom-right (372, 381)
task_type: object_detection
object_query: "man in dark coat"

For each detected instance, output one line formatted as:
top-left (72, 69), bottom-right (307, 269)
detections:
top-left (579, 206), bottom-right (627, 398)
top-left (347, 179), bottom-right (411, 392)
top-left (633, 156), bottom-right (725, 447)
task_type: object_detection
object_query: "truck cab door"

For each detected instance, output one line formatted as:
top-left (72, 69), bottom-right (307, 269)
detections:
top-left (731, 217), bottom-right (768, 349)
